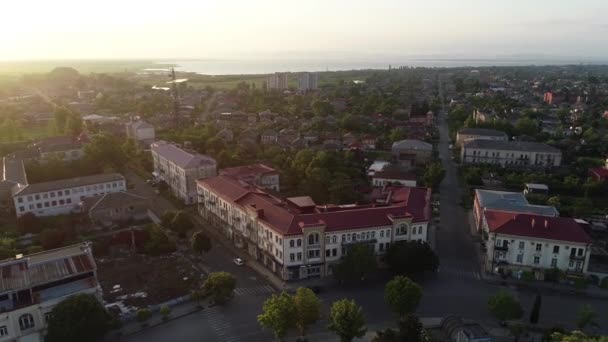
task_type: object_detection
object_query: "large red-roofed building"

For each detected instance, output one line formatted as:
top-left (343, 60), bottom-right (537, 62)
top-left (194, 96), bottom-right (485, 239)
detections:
top-left (482, 209), bottom-right (592, 277)
top-left (197, 172), bottom-right (431, 281)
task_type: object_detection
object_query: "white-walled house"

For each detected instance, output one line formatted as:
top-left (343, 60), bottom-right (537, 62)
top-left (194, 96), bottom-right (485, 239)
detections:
top-left (197, 174), bottom-right (431, 281)
top-left (482, 209), bottom-right (592, 278)
top-left (461, 140), bottom-right (562, 168)
top-left (125, 120), bottom-right (155, 147)
top-left (0, 242), bottom-right (102, 342)
top-left (12, 173), bottom-right (126, 217)
top-left (151, 141), bottom-right (217, 205)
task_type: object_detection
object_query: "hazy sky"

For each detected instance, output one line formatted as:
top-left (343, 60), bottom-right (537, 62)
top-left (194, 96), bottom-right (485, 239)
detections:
top-left (3, 0), bottom-right (608, 60)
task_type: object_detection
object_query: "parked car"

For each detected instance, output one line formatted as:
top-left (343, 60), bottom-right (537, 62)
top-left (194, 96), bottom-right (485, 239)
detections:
top-left (233, 258), bottom-right (244, 266)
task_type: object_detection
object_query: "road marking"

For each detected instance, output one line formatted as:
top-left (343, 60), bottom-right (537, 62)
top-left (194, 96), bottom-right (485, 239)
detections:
top-left (234, 285), bottom-right (276, 296)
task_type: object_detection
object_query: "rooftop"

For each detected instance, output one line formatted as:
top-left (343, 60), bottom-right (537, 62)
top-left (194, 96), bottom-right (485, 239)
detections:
top-left (392, 139), bottom-right (433, 151)
top-left (219, 164), bottom-right (278, 182)
top-left (151, 140), bottom-right (217, 169)
top-left (457, 127), bottom-right (508, 137)
top-left (2, 157), bottom-right (27, 185)
top-left (13, 173), bottom-right (124, 196)
top-left (82, 191), bottom-right (149, 212)
top-left (463, 139), bottom-right (561, 153)
top-left (484, 209), bottom-right (592, 244)
top-left (475, 189), bottom-right (558, 216)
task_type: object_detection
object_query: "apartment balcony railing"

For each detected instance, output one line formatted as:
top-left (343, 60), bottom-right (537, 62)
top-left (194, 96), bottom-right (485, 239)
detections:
top-left (569, 254), bottom-right (585, 261)
top-left (495, 244), bottom-right (509, 252)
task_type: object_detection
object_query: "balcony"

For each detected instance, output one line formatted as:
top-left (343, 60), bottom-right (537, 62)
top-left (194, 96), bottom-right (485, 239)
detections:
top-left (495, 243), bottom-right (509, 252)
top-left (570, 254), bottom-right (585, 261)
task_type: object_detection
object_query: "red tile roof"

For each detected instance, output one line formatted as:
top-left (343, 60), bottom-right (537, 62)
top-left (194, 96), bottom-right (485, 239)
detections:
top-left (484, 210), bottom-right (592, 244)
top-left (589, 167), bottom-right (608, 180)
top-left (219, 163), bottom-right (278, 180)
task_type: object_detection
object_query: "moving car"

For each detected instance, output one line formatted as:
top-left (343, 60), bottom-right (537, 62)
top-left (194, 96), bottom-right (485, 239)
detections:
top-left (233, 257), bottom-right (244, 266)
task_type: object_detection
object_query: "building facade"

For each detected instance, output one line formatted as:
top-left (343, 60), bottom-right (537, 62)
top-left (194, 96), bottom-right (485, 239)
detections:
top-left (83, 191), bottom-right (150, 228)
top-left (455, 128), bottom-right (508, 146)
top-left (197, 174), bottom-right (431, 281)
top-left (151, 141), bottom-right (217, 205)
top-left (461, 140), bottom-right (562, 168)
top-left (482, 210), bottom-right (592, 278)
top-left (0, 242), bottom-right (102, 342)
top-left (298, 72), bottom-right (318, 92)
top-left (125, 120), bottom-right (155, 147)
top-left (12, 173), bottom-right (126, 217)
top-left (391, 139), bottom-right (433, 169)
top-left (266, 73), bottom-right (287, 90)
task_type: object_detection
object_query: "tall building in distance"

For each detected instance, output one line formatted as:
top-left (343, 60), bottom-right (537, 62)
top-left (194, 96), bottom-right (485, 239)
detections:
top-left (266, 72), bottom-right (287, 90)
top-left (298, 72), bottom-right (318, 92)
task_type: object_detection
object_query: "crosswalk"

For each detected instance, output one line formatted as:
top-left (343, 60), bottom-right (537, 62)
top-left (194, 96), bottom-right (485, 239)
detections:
top-left (202, 306), bottom-right (239, 342)
top-left (233, 285), bottom-right (276, 297)
top-left (438, 265), bottom-right (482, 280)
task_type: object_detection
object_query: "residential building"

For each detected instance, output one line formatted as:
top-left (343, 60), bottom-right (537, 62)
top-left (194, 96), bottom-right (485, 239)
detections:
top-left (197, 177), bottom-right (430, 281)
top-left (82, 191), bottom-right (150, 228)
top-left (456, 128), bottom-right (508, 146)
top-left (125, 120), bottom-right (155, 147)
top-left (361, 135), bottom-right (377, 150)
top-left (461, 140), bottom-right (562, 168)
top-left (473, 189), bottom-right (558, 232)
top-left (482, 210), bottom-right (592, 277)
top-left (12, 173), bottom-right (126, 217)
top-left (298, 72), bottom-right (318, 91)
top-left (0, 158), bottom-right (27, 212)
top-left (216, 128), bottom-right (234, 142)
top-left (0, 242), bottom-right (102, 342)
top-left (589, 158), bottom-right (608, 183)
top-left (266, 73), bottom-right (287, 90)
top-left (38, 142), bottom-right (85, 163)
top-left (151, 141), bottom-right (217, 205)
top-left (371, 169), bottom-right (417, 187)
top-left (391, 139), bottom-right (433, 169)
top-left (523, 183), bottom-right (549, 196)
top-left (260, 130), bottom-right (278, 144)
top-left (219, 164), bottom-right (280, 191)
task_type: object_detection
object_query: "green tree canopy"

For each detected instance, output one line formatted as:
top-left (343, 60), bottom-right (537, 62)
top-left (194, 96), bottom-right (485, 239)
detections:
top-left (334, 243), bottom-right (377, 282)
top-left (258, 292), bottom-right (296, 341)
top-left (487, 290), bottom-right (523, 323)
top-left (294, 287), bottom-right (322, 337)
top-left (170, 211), bottom-right (194, 238)
top-left (577, 305), bottom-right (599, 332)
top-left (372, 315), bottom-right (425, 342)
top-left (191, 231), bottom-right (212, 254)
top-left (200, 272), bottom-right (236, 304)
top-left (384, 276), bottom-right (422, 318)
top-left (328, 299), bottom-right (367, 342)
top-left (84, 133), bottom-right (128, 170)
top-left (422, 162), bottom-right (445, 190)
top-left (46, 294), bottom-right (114, 342)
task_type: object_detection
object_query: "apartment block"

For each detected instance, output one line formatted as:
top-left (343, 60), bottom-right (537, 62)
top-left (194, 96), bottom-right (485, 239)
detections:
top-left (461, 140), bottom-right (562, 168)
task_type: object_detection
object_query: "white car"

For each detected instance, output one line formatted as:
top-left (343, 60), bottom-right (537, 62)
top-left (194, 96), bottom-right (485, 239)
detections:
top-left (233, 258), bottom-right (244, 266)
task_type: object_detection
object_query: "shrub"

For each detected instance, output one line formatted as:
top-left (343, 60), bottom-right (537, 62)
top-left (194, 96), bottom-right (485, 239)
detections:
top-left (573, 277), bottom-right (587, 290)
top-left (160, 306), bottom-right (171, 320)
top-left (136, 308), bottom-right (152, 323)
top-left (521, 271), bottom-right (534, 282)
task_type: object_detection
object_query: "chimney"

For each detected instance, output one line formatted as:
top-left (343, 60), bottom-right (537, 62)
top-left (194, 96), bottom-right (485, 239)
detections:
top-left (531, 218), bottom-right (535, 229)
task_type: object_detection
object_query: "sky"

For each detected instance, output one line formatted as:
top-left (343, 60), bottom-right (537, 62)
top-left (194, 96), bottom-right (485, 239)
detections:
top-left (2, 0), bottom-right (608, 61)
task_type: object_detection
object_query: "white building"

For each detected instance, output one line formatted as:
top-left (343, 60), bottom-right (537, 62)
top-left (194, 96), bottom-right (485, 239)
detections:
top-left (151, 141), bottom-right (217, 205)
top-left (12, 173), bottom-right (126, 217)
top-left (298, 72), bottom-right (318, 92)
top-left (461, 140), bottom-right (562, 168)
top-left (125, 120), bottom-right (155, 147)
top-left (0, 242), bottom-right (102, 342)
top-left (197, 175), bottom-right (431, 281)
top-left (456, 128), bottom-right (508, 146)
top-left (482, 210), bottom-right (592, 278)
top-left (266, 73), bottom-right (287, 90)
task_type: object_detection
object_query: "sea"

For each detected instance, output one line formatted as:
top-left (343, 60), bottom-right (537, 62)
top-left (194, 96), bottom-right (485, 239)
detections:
top-left (151, 57), bottom-right (608, 75)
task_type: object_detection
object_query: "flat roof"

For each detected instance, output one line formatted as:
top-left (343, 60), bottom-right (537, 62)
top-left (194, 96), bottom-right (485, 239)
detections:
top-left (463, 139), bottom-right (561, 153)
top-left (13, 173), bottom-right (124, 196)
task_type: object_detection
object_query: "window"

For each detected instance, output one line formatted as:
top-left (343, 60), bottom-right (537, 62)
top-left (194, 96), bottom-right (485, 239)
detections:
top-left (297, 239), bottom-right (302, 247)
top-left (44, 202), bottom-right (49, 207)
top-left (332, 249), bottom-right (337, 257)
top-left (418, 226), bottom-right (422, 234)
top-left (533, 256), bottom-right (540, 264)
top-left (19, 313), bottom-right (34, 330)
top-left (551, 258), bottom-right (557, 267)
top-left (17, 197), bottom-right (23, 203)
top-left (57, 191), bottom-right (63, 196)
top-left (297, 252), bottom-right (302, 260)
top-left (332, 236), bottom-right (337, 244)
top-left (45, 312), bottom-right (52, 323)
top-left (59, 199), bottom-right (65, 205)
top-left (569, 260), bottom-right (574, 268)
top-left (289, 240), bottom-right (294, 248)
top-left (50, 192), bottom-right (55, 198)
top-left (385, 242), bottom-right (390, 250)
top-left (0, 326), bottom-right (6, 337)
top-left (578, 248), bottom-right (584, 256)
top-left (36, 203), bottom-right (41, 209)
top-left (65, 189), bottom-right (70, 195)
top-left (341, 235), bottom-right (345, 242)
top-left (553, 246), bottom-right (560, 254)
top-left (326, 249), bottom-right (330, 257)
top-left (379, 243), bottom-right (384, 252)
top-left (66, 198), bottom-right (71, 204)
top-left (516, 254), bottom-right (523, 263)
top-left (535, 244), bottom-right (542, 252)
top-left (308, 234), bottom-right (314, 245)
top-left (518, 241), bottom-right (524, 249)
top-left (29, 204), bottom-right (34, 210)
top-left (576, 261), bottom-right (582, 269)
top-left (290, 253), bottom-right (295, 261)
top-left (380, 230), bottom-right (384, 238)
top-left (106, 184), bottom-right (111, 189)
top-left (19, 206), bottom-right (24, 212)
top-left (35, 194), bottom-right (40, 200)
top-left (27, 196), bottom-right (32, 201)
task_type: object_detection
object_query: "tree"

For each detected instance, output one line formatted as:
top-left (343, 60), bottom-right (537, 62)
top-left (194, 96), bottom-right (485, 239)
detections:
top-left (170, 211), bottom-right (194, 238)
top-left (373, 315), bottom-right (425, 342)
top-left (487, 290), bottom-right (523, 323)
top-left (45, 294), bottom-right (114, 342)
top-left (39, 228), bottom-right (67, 250)
top-left (136, 308), bottom-right (152, 323)
top-left (550, 331), bottom-right (608, 342)
top-left (389, 128), bottom-right (406, 142)
top-left (385, 241), bottom-right (439, 275)
top-left (160, 210), bottom-right (176, 228)
top-left (191, 231), bottom-right (212, 254)
top-left (547, 196), bottom-right (561, 208)
top-left (84, 133), bottom-right (128, 170)
top-left (576, 305), bottom-right (599, 332)
top-left (65, 112), bottom-right (83, 136)
top-left (200, 272), bottom-right (236, 304)
top-left (384, 276), bottom-right (422, 318)
top-left (160, 306), bottom-right (171, 321)
top-left (422, 162), bottom-right (445, 190)
top-left (333, 243), bottom-right (377, 282)
top-left (16, 212), bottom-right (42, 235)
top-left (294, 287), bottom-right (322, 337)
top-left (143, 225), bottom-right (176, 256)
top-left (53, 106), bottom-right (71, 134)
top-left (258, 292), bottom-right (296, 342)
top-left (328, 299), bottom-right (367, 342)
top-left (529, 294), bottom-right (542, 325)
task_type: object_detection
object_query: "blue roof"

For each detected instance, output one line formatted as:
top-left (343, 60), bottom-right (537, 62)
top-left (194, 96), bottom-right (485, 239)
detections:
top-left (475, 189), bottom-right (559, 216)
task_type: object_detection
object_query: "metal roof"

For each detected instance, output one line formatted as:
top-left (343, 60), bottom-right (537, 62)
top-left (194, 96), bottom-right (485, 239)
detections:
top-left (13, 173), bottom-right (124, 196)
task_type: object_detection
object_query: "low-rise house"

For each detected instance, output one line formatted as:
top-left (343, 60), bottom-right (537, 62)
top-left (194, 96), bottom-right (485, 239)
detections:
top-left (219, 164), bottom-right (280, 192)
top-left (391, 139), bottom-right (433, 169)
top-left (216, 128), bottom-right (234, 142)
top-left (456, 128), bottom-right (508, 146)
top-left (151, 141), bottom-right (217, 205)
top-left (371, 169), bottom-right (417, 187)
top-left (482, 210), bottom-right (592, 277)
top-left (259, 109), bottom-right (278, 123)
top-left (38, 142), bottom-right (85, 163)
top-left (589, 158), bottom-right (608, 183)
top-left (473, 189), bottom-right (558, 232)
top-left (461, 140), bottom-right (562, 168)
top-left (524, 183), bottom-right (549, 196)
top-left (341, 133), bottom-right (356, 146)
top-left (278, 129), bottom-right (298, 145)
top-left (0, 242), bottom-right (102, 342)
top-left (261, 130), bottom-right (278, 144)
top-left (0, 158), bottom-right (27, 212)
top-left (197, 177), bottom-right (430, 281)
top-left (125, 120), bottom-right (155, 147)
top-left (12, 173), bottom-right (126, 217)
top-left (83, 191), bottom-right (150, 227)
top-left (361, 135), bottom-right (377, 150)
